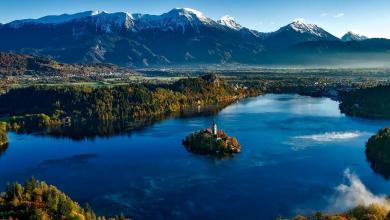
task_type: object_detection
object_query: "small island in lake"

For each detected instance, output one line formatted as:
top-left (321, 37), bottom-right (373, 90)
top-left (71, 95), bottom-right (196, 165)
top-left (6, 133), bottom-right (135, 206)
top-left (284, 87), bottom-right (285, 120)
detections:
top-left (183, 121), bottom-right (241, 155)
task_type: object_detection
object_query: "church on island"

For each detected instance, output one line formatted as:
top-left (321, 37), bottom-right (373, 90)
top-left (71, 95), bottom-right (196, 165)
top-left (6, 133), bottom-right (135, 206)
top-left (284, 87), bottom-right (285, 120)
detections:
top-left (183, 120), bottom-right (241, 155)
top-left (206, 121), bottom-right (219, 137)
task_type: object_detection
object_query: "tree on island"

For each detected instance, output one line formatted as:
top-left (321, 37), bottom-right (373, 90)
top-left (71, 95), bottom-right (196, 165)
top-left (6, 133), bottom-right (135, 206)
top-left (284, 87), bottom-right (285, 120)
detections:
top-left (183, 121), bottom-right (241, 155)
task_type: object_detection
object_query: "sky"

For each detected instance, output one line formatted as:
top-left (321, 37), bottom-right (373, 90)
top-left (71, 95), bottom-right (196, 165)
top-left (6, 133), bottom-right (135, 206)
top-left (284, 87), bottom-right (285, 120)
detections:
top-left (1, 0), bottom-right (389, 38)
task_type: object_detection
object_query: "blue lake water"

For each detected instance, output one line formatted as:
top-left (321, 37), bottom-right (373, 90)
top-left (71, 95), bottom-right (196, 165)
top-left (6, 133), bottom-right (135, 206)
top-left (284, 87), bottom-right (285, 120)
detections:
top-left (1, 94), bottom-right (390, 219)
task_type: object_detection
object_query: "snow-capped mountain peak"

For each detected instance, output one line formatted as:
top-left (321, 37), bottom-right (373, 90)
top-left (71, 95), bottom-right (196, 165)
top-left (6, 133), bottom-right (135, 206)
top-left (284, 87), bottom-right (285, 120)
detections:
top-left (7, 10), bottom-right (135, 32)
top-left (342, 31), bottom-right (368, 41)
top-left (163, 8), bottom-right (214, 25)
top-left (176, 8), bottom-right (205, 19)
top-left (265, 19), bottom-right (339, 48)
top-left (218, 15), bottom-right (242, 30)
top-left (89, 11), bottom-right (135, 33)
top-left (289, 20), bottom-right (321, 35)
top-left (133, 8), bottom-right (216, 33)
top-left (5, 8), bottom-right (341, 40)
top-left (91, 10), bottom-right (106, 16)
top-left (274, 19), bottom-right (337, 40)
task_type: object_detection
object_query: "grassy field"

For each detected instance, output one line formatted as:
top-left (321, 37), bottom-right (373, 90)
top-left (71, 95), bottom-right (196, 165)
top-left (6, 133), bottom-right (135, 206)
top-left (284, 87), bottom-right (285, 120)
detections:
top-left (4, 76), bottom-right (186, 91)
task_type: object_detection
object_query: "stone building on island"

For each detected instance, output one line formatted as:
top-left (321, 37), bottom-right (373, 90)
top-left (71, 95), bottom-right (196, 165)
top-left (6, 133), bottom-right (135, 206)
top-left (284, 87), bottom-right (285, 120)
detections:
top-left (183, 119), bottom-right (240, 155)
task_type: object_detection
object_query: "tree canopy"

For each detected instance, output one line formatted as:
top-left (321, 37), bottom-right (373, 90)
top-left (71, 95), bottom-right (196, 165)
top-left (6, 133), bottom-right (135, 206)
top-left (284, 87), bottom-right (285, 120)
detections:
top-left (0, 177), bottom-right (97, 220)
top-left (366, 128), bottom-right (390, 179)
top-left (340, 85), bottom-right (390, 118)
top-left (0, 122), bottom-right (7, 147)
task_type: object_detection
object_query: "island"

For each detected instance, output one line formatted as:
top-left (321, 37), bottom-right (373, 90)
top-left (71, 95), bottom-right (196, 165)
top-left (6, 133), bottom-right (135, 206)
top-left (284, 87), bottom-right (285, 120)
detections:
top-left (183, 121), bottom-right (241, 155)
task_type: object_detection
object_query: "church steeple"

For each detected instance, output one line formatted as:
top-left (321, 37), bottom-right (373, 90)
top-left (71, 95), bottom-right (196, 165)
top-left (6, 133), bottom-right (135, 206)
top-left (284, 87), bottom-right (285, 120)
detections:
top-left (212, 120), bottom-right (218, 135)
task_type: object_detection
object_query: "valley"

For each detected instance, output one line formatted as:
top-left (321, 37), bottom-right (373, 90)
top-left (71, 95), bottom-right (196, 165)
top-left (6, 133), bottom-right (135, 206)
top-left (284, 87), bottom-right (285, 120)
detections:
top-left (0, 58), bottom-right (389, 219)
top-left (2, 3), bottom-right (390, 219)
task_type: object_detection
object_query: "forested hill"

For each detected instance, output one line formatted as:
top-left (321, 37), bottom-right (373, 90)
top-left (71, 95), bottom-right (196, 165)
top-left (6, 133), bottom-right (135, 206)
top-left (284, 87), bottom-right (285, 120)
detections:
top-left (340, 85), bottom-right (390, 118)
top-left (0, 177), bottom-right (128, 219)
top-left (0, 52), bottom-right (132, 77)
top-left (0, 74), bottom-right (253, 132)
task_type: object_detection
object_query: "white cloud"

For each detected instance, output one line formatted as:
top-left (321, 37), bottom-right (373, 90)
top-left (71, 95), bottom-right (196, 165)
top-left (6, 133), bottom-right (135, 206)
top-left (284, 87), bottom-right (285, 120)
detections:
top-left (327, 169), bottom-right (390, 212)
top-left (333, 13), bottom-right (345, 18)
top-left (294, 131), bottom-right (362, 142)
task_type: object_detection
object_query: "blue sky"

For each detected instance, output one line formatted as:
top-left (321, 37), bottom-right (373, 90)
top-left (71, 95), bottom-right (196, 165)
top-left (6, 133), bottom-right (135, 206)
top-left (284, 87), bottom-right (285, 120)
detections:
top-left (1, 0), bottom-right (389, 38)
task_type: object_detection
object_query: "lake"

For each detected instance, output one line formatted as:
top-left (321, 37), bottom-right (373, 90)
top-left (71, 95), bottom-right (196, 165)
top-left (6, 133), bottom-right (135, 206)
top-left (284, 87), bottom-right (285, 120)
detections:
top-left (1, 94), bottom-right (390, 219)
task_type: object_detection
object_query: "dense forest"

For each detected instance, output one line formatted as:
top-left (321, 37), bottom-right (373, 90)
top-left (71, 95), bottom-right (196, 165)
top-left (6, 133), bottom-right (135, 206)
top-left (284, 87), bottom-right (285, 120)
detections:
top-left (0, 177), bottom-right (127, 220)
top-left (293, 203), bottom-right (390, 220)
top-left (366, 127), bottom-right (390, 179)
top-left (0, 74), bottom-right (251, 134)
top-left (0, 122), bottom-right (7, 148)
top-left (0, 52), bottom-right (132, 77)
top-left (340, 85), bottom-right (390, 118)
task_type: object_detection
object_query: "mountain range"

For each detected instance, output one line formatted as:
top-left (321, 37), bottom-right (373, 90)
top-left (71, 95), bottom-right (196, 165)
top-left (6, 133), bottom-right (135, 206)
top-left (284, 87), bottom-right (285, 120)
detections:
top-left (0, 8), bottom-right (389, 67)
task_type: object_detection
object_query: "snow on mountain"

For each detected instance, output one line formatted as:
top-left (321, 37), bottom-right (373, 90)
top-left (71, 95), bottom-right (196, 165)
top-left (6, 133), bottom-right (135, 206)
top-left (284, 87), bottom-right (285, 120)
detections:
top-left (8, 11), bottom-right (103, 28)
top-left (3, 8), bottom-right (388, 67)
top-left (87, 12), bottom-right (134, 32)
top-left (217, 15), bottom-right (242, 30)
top-left (133, 8), bottom-right (216, 33)
top-left (262, 19), bottom-right (339, 50)
top-left (342, 31), bottom-right (368, 41)
top-left (8, 10), bottom-right (135, 33)
top-left (6, 8), bottom-right (220, 33)
top-left (4, 8), bottom-right (342, 40)
top-left (4, 9), bottom-right (336, 39)
top-left (279, 19), bottom-right (331, 38)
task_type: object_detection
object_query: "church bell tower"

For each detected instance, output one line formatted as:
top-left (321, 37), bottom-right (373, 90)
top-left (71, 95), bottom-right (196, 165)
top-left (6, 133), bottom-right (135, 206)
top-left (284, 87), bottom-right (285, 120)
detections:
top-left (212, 121), bottom-right (218, 135)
